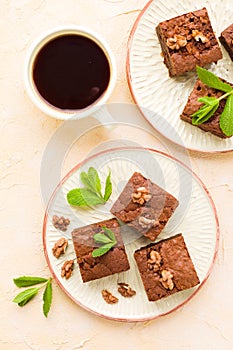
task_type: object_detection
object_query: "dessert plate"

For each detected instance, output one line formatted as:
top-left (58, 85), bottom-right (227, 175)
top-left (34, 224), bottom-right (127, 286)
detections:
top-left (43, 147), bottom-right (219, 321)
top-left (127, 0), bottom-right (233, 153)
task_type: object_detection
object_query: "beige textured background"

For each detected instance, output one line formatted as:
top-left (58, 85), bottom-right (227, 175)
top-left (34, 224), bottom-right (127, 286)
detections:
top-left (1, 0), bottom-right (233, 349)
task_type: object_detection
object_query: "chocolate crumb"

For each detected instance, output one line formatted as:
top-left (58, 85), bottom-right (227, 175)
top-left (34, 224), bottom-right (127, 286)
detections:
top-left (53, 215), bottom-right (70, 231)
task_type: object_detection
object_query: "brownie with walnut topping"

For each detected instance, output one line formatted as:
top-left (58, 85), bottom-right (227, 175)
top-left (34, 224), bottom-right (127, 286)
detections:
top-left (180, 77), bottom-right (233, 138)
top-left (72, 218), bottom-right (130, 283)
top-left (156, 7), bottom-right (222, 77)
top-left (134, 234), bottom-right (200, 302)
top-left (219, 23), bottom-right (233, 61)
top-left (110, 172), bottom-right (179, 241)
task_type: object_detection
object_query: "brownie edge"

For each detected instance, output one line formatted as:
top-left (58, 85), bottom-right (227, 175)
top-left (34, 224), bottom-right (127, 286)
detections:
top-left (110, 172), bottom-right (179, 241)
top-left (72, 218), bottom-right (130, 283)
top-left (219, 23), bottom-right (233, 61)
top-left (134, 234), bottom-right (200, 302)
top-left (156, 8), bottom-right (222, 77)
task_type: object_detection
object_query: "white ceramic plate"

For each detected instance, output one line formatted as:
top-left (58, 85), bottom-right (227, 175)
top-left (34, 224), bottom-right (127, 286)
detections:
top-left (127, 0), bottom-right (233, 153)
top-left (43, 148), bottom-right (219, 321)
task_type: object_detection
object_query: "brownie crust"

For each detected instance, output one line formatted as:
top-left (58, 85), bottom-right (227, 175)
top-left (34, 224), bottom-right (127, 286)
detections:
top-left (156, 8), bottom-right (222, 77)
top-left (110, 172), bottom-right (179, 241)
top-left (72, 218), bottom-right (130, 282)
top-left (180, 78), bottom-right (232, 138)
top-left (219, 23), bottom-right (233, 61)
top-left (134, 234), bottom-right (200, 302)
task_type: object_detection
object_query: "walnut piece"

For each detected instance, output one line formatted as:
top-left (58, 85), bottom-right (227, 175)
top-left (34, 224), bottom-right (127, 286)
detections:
top-left (166, 35), bottom-right (187, 50)
top-left (52, 237), bottom-right (68, 258)
top-left (131, 186), bottom-right (152, 205)
top-left (118, 283), bottom-right (136, 298)
top-left (61, 259), bottom-right (74, 279)
top-left (192, 30), bottom-right (209, 43)
top-left (160, 269), bottom-right (174, 290)
top-left (138, 216), bottom-right (159, 229)
top-left (101, 289), bottom-right (119, 304)
top-left (148, 250), bottom-right (162, 272)
top-left (52, 215), bottom-right (70, 231)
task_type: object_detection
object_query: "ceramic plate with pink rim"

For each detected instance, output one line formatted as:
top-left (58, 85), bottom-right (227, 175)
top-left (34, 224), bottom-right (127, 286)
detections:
top-left (127, 0), bottom-right (233, 153)
top-left (43, 147), bottom-right (219, 321)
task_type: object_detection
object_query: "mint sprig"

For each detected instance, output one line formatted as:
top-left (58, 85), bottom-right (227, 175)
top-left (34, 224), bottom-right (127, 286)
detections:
top-left (13, 276), bottom-right (52, 317)
top-left (191, 66), bottom-right (233, 137)
top-left (92, 226), bottom-right (117, 257)
top-left (67, 167), bottom-right (112, 207)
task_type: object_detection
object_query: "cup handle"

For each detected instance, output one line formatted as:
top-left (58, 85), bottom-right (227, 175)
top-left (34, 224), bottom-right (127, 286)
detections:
top-left (91, 104), bottom-right (115, 126)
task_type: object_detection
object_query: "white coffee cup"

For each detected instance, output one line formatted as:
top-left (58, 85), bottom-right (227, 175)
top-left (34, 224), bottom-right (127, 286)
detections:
top-left (24, 26), bottom-right (117, 120)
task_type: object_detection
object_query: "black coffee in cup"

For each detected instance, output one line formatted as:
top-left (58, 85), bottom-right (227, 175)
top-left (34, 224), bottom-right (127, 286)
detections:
top-left (33, 34), bottom-right (111, 110)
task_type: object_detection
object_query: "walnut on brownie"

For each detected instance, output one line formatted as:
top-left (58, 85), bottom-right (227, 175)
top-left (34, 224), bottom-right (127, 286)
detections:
top-left (134, 234), bottom-right (200, 302)
top-left (110, 172), bottom-right (179, 241)
top-left (156, 8), bottom-right (222, 77)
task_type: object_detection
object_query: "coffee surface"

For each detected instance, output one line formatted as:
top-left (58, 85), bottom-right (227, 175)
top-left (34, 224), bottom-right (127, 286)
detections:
top-left (33, 34), bottom-right (110, 110)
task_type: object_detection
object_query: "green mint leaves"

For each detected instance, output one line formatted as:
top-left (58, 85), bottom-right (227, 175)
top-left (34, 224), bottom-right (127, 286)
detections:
top-left (92, 226), bottom-right (117, 257)
top-left (196, 66), bottom-right (233, 93)
top-left (220, 94), bottom-right (233, 137)
top-left (67, 167), bottom-right (112, 207)
top-left (13, 276), bottom-right (52, 317)
top-left (191, 66), bottom-right (233, 137)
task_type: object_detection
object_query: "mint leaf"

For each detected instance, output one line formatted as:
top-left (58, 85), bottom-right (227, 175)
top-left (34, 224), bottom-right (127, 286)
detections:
top-left (192, 102), bottom-right (219, 125)
top-left (220, 94), bottom-right (233, 137)
top-left (80, 171), bottom-right (96, 193)
top-left (13, 276), bottom-right (48, 288)
top-left (196, 66), bottom-right (233, 93)
top-left (101, 226), bottom-right (116, 242)
top-left (13, 287), bottom-right (39, 305)
top-left (67, 188), bottom-right (105, 207)
top-left (198, 96), bottom-right (219, 106)
top-left (92, 243), bottom-right (115, 258)
top-left (43, 279), bottom-right (52, 317)
top-left (104, 170), bottom-right (112, 201)
top-left (67, 167), bottom-right (112, 208)
top-left (88, 167), bottom-right (102, 196)
top-left (93, 232), bottom-right (112, 244)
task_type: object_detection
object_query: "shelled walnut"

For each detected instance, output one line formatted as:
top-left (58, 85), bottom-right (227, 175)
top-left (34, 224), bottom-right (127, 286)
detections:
top-left (101, 290), bottom-right (118, 304)
top-left (166, 35), bottom-right (187, 50)
top-left (160, 269), bottom-right (174, 290)
top-left (138, 216), bottom-right (159, 229)
top-left (131, 186), bottom-right (151, 205)
top-left (52, 237), bottom-right (68, 258)
top-left (118, 283), bottom-right (136, 298)
top-left (61, 259), bottom-right (74, 279)
top-left (148, 250), bottom-right (162, 272)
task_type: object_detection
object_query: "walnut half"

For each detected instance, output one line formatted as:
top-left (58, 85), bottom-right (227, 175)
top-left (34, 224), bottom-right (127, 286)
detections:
top-left (192, 30), bottom-right (209, 43)
top-left (61, 259), bottom-right (74, 279)
top-left (160, 269), bottom-right (174, 290)
top-left (102, 290), bottom-right (119, 304)
top-left (138, 216), bottom-right (159, 229)
top-left (166, 35), bottom-right (187, 50)
top-left (52, 237), bottom-right (68, 258)
top-left (131, 186), bottom-right (152, 205)
top-left (148, 250), bottom-right (162, 272)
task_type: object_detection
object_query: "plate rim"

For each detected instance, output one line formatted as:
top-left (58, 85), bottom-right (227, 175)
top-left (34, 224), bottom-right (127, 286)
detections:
top-left (42, 146), bottom-right (220, 322)
top-left (126, 0), bottom-right (233, 154)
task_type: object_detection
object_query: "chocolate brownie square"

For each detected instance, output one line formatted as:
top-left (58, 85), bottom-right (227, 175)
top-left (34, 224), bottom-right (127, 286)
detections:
top-left (156, 8), bottom-right (222, 77)
top-left (220, 23), bottom-right (233, 61)
top-left (180, 77), bottom-right (233, 138)
top-left (110, 172), bottom-right (179, 241)
top-left (134, 234), bottom-right (200, 302)
top-left (72, 218), bottom-right (130, 282)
